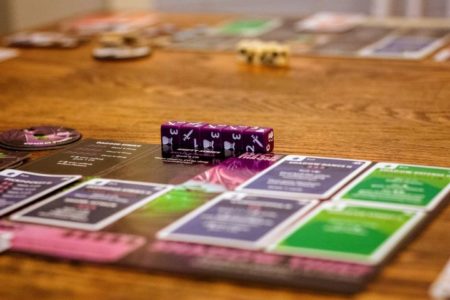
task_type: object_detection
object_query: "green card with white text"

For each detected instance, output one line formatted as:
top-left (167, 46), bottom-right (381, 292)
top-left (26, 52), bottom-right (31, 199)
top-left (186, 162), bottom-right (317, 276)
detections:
top-left (272, 203), bottom-right (424, 264)
top-left (335, 163), bottom-right (450, 210)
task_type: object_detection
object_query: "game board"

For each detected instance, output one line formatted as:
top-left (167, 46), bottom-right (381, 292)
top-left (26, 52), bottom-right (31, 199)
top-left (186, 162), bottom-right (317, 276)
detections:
top-left (0, 139), bottom-right (448, 294)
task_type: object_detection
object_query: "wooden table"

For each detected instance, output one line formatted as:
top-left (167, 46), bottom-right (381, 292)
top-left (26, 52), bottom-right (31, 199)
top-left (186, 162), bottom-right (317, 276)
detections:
top-left (0, 12), bottom-right (449, 300)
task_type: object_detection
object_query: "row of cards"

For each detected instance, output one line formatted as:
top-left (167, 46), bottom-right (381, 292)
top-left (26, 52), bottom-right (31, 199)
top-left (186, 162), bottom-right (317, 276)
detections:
top-left (170, 15), bottom-right (450, 60)
top-left (157, 155), bottom-right (448, 265)
top-left (157, 192), bottom-right (424, 265)
top-left (1, 155), bottom-right (449, 265)
top-left (0, 169), bottom-right (171, 230)
top-left (236, 155), bottom-right (450, 211)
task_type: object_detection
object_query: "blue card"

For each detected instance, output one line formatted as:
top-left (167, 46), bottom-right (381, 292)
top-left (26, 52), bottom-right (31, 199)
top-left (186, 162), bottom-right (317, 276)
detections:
top-left (237, 155), bottom-right (371, 199)
top-left (0, 169), bottom-right (81, 216)
top-left (157, 192), bottom-right (318, 249)
top-left (12, 179), bottom-right (172, 230)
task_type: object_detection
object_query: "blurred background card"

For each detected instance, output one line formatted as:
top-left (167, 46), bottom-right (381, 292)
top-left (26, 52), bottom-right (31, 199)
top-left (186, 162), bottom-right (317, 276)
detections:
top-left (359, 28), bottom-right (450, 59)
top-left (295, 12), bottom-right (365, 33)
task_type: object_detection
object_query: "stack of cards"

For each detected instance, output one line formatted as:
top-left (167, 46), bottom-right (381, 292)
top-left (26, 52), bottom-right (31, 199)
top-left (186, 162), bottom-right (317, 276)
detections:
top-left (12, 179), bottom-right (172, 231)
top-left (0, 170), bottom-right (81, 216)
top-left (237, 155), bottom-right (371, 199)
top-left (270, 202), bottom-right (425, 264)
top-left (158, 192), bottom-right (318, 249)
top-left (334, 163), bottom-right (450, 211)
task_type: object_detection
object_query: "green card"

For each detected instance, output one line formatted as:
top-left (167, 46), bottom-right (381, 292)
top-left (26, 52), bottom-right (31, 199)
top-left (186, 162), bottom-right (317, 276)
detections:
top-left (335, 163), bottom-right (450, 210)
top-left (272, 203), bottom-right (424, 264)
top-left (215, 18), bottom-right (281, 37)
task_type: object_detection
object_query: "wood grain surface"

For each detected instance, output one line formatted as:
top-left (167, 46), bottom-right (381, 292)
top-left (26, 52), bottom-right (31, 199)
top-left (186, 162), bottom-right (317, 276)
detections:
top-left (0, 12), bottom-right (449, 300)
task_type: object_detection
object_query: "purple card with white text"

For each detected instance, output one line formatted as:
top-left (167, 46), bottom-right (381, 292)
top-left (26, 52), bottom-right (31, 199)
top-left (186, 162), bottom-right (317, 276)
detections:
top-left (12, 179), bottom-right (172, 231)
top-left (0, 169), bottom-right (81, 216)
top-left (237, 155), bottom-right (370, 199)
top-left (158, 192), bottom-right (317, 249)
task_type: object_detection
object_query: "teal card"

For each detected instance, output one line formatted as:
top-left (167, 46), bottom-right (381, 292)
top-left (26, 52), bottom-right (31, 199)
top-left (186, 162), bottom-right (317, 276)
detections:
top-left (271, 202), bottom-right (424, 264)
top-left (334, 163), bottom-right (450, 210)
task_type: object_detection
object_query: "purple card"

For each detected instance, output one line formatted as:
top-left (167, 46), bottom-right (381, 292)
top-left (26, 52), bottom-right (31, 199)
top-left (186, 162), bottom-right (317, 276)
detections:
top-left (237, 155), bottom-right (371, 199)
top-left (12, 179), bottom-right (172, 230)
top-left (0, 169), bottom-right (81, 216)
top-left (157, 192), bottom-right (318, 249)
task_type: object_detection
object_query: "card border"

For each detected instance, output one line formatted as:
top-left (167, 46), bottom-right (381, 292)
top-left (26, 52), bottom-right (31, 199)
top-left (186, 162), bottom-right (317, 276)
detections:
top-left (267, 201), bottom-right (425, 265)
top-left (333, 162), bottom-right (450, 211)
top-left (157, 191), bottom-right (319, 250)
top-left (0, 169), bottom-right (82, 216)
top-left (11, 178), bottom-right (173, 231)
top-left (235, 155), bottom-right (371, 199)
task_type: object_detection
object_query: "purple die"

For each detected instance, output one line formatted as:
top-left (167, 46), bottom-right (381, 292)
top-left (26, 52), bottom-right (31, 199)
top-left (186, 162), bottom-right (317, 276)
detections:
top-left (221, 125), bottom-right (249, 157)
top-left (200, 124), bottom-right (227, 154)
top-left (243, 126), bottom-right (274, 153)
top-left (179, 122), bottom-right (206, 150)
top-left (161, 121), bottom-right (186, 156)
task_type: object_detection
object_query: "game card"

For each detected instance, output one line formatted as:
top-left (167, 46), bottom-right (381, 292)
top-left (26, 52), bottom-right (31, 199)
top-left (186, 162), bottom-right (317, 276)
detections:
top-left (0, 169), bottom-right (81, 216)
top-left (237, 155), bottom-right (371, 199)
top-left (157, 192), bottom-right (318, 249)
top-left (334, 163), bottom-right (450, 211)
top-left (214, 18), bottom-right (281, 37)
top-left (295, 12), bottom-right (365, 33)
top-left (270, 202), bottom-right (425, 264)
top-left (0, 150), bottom-right (30, 170)
top-left (12, 179), bottom-right (172, 231)
top-left (359, 28), bottom-right (449, 59)
top-left (182, 153), bottom-right (282, 192)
